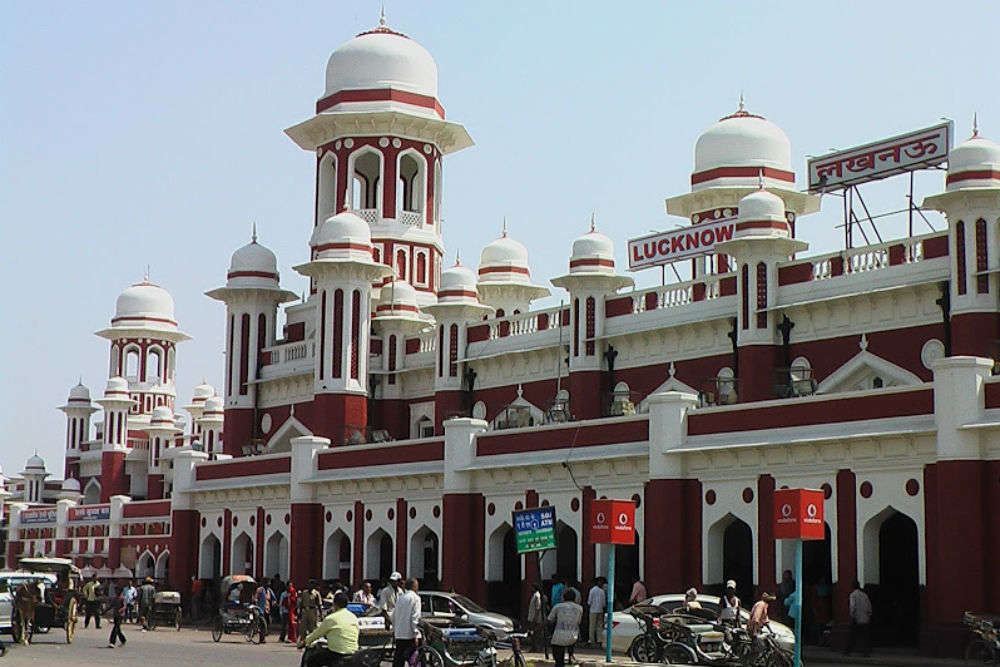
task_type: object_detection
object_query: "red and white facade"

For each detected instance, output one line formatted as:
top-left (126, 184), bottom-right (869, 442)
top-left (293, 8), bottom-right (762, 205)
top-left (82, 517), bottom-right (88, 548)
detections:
top-left (7, 15), bottom-right (1000, 658)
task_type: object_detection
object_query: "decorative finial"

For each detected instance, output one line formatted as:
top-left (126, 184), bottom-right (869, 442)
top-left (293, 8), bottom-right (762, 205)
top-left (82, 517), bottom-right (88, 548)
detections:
top-left (455, 250), bottom-right (462, 266)
top-left (501, 217), bottom-right (507, 238)
top-left (738, 90), bottom-right (745, 112)
top-left (379, 3), bottom-right (387, 27)
top-left (144, 264), bottom-right (150, 282)
top-left (251, 221), bottom-right (258, 243)
top-left (668, 361), bottom-right (676, 378)
top-left (589, 211), bottom-right (596, 233)
top-left (758, 168), bottom-right (765, 190)
top-left (516, 383), bottom-right (523, 399)
top-left (859, 333), bottom-right (869, 351)
top-left (973, 112), bottom-right (979, 137)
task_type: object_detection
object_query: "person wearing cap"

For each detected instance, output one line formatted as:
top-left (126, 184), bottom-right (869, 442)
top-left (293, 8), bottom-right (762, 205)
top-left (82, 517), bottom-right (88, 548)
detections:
top-left (138, 577), bottom-right (156, 631)
top-left (378, 572), bottom-right (402, 615)
top-left (718, 580), bottom-right (741, 627)
top-left (683, 587), bottom-right (702, 611)
top-left (748, 592), bottom-right (775, 635)
top-left (300, 591), bottom-right (358, 667)
top-left (298, 579), bottom-right (323, 643)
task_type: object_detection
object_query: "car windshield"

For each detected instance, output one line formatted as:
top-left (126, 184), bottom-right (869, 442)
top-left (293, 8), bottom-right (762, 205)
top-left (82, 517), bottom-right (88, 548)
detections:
top-left (450, 594), bottom-right (485, 613)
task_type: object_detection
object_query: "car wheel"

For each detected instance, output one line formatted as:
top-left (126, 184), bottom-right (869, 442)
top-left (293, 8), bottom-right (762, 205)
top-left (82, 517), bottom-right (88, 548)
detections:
top-left (629, 636), bottom-right (657, 662)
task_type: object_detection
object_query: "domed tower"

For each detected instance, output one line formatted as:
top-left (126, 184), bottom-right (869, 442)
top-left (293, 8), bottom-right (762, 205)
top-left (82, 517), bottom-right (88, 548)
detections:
top-left (207, 233), bottom-right (297, 456)
top-left (182, 380), bottom-right (216, 441)
top-left (923, 122), bottom-right (1000, 357)
top-left (20, 454), bottom-right (48, 504)
top-left (551, 222), bottom-right (634, 419)
top-left (295, 211), bottom-right (393, 443)
top-left (716, 184), bottom-right (808, 401)
top-left (95, 280), bottom-right (191, 418)
top-left (95, 376), bottom-right (132, 501)
top-left (196, 396), bottom-right (225, 458)
top-left (59, 381), bottom-right (98, 480)
top-left (145, 405), bottom-right (180, 499)
top-left (284, 11), bottom-right (474, 306)
top-left (476, 222), bottom-right (550, 316)
top-left (665, 102), bottom-right (819, 276)
top-left (424, 259), bottom-right (492, 430)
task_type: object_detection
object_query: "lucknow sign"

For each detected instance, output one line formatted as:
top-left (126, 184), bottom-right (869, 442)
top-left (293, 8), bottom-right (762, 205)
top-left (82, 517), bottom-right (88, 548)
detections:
top-left (512, 506), bottom-right (556, 554)
top-left (628, 213), bottom-right (736, 270)
top-left (807, 122), bottom-right (952, 191)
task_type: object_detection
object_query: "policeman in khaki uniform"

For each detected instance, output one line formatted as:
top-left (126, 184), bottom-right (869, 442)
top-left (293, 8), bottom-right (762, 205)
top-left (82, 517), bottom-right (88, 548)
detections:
top-left (297, 580), bottom-right (323, 644)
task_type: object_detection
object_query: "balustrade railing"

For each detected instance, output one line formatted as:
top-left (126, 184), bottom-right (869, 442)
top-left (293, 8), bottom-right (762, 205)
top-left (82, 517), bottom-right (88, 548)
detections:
top-left (804, 232), bottom-right (938, 282)
top-left (483, 306), bottom-right (564, 340)
top-left (631, 272), bottom-right (734, 314)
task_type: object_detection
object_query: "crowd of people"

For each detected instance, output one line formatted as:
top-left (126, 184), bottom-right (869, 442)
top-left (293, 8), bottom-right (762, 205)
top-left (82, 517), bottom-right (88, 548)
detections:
top-left (76, 574), bottom-right (160, 647)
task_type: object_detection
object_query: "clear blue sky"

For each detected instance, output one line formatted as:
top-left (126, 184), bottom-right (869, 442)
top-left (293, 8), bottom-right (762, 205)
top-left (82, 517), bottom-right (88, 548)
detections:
top-left (2, 1), bottom-right (996, 478)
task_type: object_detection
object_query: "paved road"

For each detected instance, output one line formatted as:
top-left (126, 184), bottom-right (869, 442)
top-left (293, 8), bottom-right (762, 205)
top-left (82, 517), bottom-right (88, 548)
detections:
top-left (0, 624), bottom-right (930, 667)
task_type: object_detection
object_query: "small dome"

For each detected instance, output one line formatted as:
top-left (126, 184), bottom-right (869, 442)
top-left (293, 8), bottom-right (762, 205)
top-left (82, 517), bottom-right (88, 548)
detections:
top-left (440, 263), bottom-right (478, 295)
top-left (324, 25), bottom-right (438, 101)
top-left (24, 454), bottom-right (46, 472)
top-left (203, 396), bottom-right (224, 415)
top-left (310, 211), bottom-right (373, 260)
top-left (113, 281), bottom-right (176, 325)
top-left (478, 232), bottom-right (532, 285)
top-left (68, 382), bottom-right (91, 402)
top-left (569, 229), bottom-right (616, 275)
top-left (104, 376), bottom-right (129, 396)
top-left (227, 237), bottom-right (279, 290)
top-left (151, 406), bottom-right (174, 425)
top-left (192, 381), bottom-right (215, 401)
top-left (947, 133), bottom-right (1000, 191)
top-left (61, 478), bottom-right (81, 492)
top-left (738, 188), bottom-right (786, 222)
top-left (376, 279), bottom-right (420, 317)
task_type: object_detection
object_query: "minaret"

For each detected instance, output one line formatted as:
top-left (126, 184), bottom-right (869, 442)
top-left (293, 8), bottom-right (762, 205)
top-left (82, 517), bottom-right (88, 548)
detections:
top-left (182, 380), bottom-right (216, 442)
top-left (59, 381), bottom-right (98, 480)
top-left (476, 220), bottom-right (550, 316)
top-left (284, 10), bottom-right (473, 306)
top-left (551, 218), bottom-right (634, 419)
top-left (95, 377), bottom-right (132, 502)
top-left (20, 454), bottom-right (49, 504)
top-left (716, 183), bottom-right (808, 401)
top-left (294, 211), bottom-right (393, 443)
top-left (196, 396), bottom-right (224, 457)
top-left (424, 258), bottom-right (492, 432)
top-left (923, 121), bottom-right (1000, 357)
top-left (206, 231), bottom-right (297, 456)
top-left (146, 406), bottom-right (180, 499)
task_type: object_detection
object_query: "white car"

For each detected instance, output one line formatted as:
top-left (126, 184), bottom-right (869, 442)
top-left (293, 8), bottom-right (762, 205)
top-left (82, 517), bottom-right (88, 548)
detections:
top-left (0, 572), bottom-right (57, 633)
top-left (601, 593), bottom-right (795, 654)
top-left (418, 591), bottom-right (515, 634)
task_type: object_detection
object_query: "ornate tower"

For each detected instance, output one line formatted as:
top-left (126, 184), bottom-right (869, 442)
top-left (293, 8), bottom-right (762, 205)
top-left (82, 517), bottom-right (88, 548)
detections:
top-left (59, 381), bottom-right (98, 480)
top-left (95, 376), bottom-right (132, 502)
top-left (294, 211), bottom-right (393, 443)
top-left (284, 12), bottom-right (474, 306)
top-left (207, 234), bottom-right (297, 456)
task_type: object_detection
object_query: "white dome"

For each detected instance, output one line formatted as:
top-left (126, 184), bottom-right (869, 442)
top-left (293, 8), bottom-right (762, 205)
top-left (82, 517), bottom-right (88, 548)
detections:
top-left (440, 263), bottom-right (478, 294)
top-left (694, 110), bottom-right (792, 174)
top-left (61, 478), bottom-right (81, 491)
top-left (203, 396), bottom-right (224, 414)
top-left (68, 383), bottom-right (91, 402)
top-left (376, 279), bottom-right (420, 316)
top-left (114, 281), bottom-right (176, 324)
top-left (192, 381), bottom-right (215, 401)
top-left (324, 26), bottom-right (438, 100)
top-left (25, 454), bottom-right (46, 471)
top-left (568, 229), bottom-right (616, 275)
top-left (947, 133), bottom-right (1000, 190)
top-left (151, 406), bottom-right (174, 424)
top-left (229, 240), bottom-right (278, 277)
top-left (105, 376), bottom-right (129, 396)
top-left (310, 211), bottom-right (372, 251)
top-left (738, 188), bottom-right (786, 222)
top-left (478, 233), bottom-right (532, 285)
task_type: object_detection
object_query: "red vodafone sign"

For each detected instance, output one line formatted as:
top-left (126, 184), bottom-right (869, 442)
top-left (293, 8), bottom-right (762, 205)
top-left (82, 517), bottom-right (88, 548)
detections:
top-left (774, 488), bottom-right (825, 540)
top-left (590, 499), bottom-right (635, 545)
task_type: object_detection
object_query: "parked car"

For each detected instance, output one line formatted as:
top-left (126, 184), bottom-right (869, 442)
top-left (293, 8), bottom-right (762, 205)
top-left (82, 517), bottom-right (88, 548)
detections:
top-left (418, 591), bottom-right (515, 634)
top-left (0, 571), bottom-right (58, 634)
top-left (600, 593), bottom-right (795, 654)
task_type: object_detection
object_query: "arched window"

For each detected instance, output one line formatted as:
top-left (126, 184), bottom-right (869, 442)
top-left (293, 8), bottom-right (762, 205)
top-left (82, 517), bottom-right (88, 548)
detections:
top-left (433, 159), bottom-right (442, 226)
top-left (227, 315), bottom-right (234, 396)
top-left (585, 297), bottom-right (596, 355)
top-left (332, 290), bottom-right (344, 379)
top-left (388, 334), bottom-right (397, 386)
top-left (239, 314), bottom-right (250, 395)
top-left (397, 151), bottom-right (425, 215)
top-left (145, 347), bottom-right (162, 383)
top-left (756, 262), bottom-right (768, 328)
top-left (956, 220), bottom-right (967, 295)
top-left (350, 148), bottom-right (382, 210)
top-left (449, 324), bottom-right (459, 377)
top-left (975, 218), bottom-right (988, 294)
top-left (317, 151), bottom-right (337, 223)
top-left (125, 347), bottom-right (140, 379)
top-left (257, 313), bottom-right (267, 374)
top-left (110, 344), bottom-right (120, 376)
top-left (350, 289), bottom-right (361, 380)
top-left (416, 253), bottom-right (427, 284)
top-left (437, 325), bottom-right (444, 378)
top-left (396, 249), bottom-right (408, 280)
top-left (319, 291), bottom-right (327, 380)
top-left (741, 264), bottom-right (750, 329)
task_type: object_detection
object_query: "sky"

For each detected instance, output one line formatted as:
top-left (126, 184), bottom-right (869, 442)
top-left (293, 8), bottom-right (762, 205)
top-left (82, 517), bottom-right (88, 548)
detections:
top-left (2, 0), bottom-right (997, 479)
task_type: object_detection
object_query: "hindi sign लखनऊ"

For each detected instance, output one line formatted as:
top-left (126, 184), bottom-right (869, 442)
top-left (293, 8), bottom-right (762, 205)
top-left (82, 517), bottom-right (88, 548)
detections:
top-left (512, 506), bottom-right (556, 554)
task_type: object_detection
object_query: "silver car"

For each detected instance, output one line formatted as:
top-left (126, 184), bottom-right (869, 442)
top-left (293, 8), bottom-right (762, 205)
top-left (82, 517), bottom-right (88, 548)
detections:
top-left (601, 593), bottom-right (796, 654)
top-left (418, 591), bottom-right (515, 634)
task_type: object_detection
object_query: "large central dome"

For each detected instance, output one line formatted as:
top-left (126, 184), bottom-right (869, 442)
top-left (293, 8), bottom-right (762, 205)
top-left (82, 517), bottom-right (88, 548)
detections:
top-left (324, 24), bottom-right (438, 99)
top-left (694, 110), bottom-right (792, 174)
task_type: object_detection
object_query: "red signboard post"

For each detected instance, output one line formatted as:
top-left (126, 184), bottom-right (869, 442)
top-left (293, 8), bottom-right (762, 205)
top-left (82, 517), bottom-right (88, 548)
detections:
top-left (590, 499), bottom-right (635, 661)
top-left (774, 489), bottom-right (825, 667)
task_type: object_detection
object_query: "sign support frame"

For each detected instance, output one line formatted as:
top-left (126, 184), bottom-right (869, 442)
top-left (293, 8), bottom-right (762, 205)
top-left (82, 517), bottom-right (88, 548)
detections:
top-left (605, 544), bottom-right (615, 663)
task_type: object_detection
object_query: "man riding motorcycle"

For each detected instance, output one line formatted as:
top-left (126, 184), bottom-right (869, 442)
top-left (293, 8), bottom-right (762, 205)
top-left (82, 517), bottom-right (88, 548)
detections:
top-left (300, 591), bottom-right (359, 667)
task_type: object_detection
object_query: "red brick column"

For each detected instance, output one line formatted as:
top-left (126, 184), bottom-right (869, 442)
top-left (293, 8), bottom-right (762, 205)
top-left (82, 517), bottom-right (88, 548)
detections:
top-left (254, 507), bottom-right (265, 579)
top-left (644, 478), bottom-right (702, 595)
top-left (100, 451), bottom-right (128, 502)
top-left (169, 509), bottom-right (200, 597)
top-left (830, 469), bottom-right (857, 650)
top-left (756, 474), bottom-right (775, 595)
top-left (395, 498), bottom-right (408, 576)
top-left (290, 503), bottom-right (323, 588)
top-left (222, 509), bottom-right (232, 576)
top-left (353, 501), bottom-right (364, 585)
top-left (441, 493), bottom-right (485, 603)
top-left (581, 486), bottom-right (596, 585)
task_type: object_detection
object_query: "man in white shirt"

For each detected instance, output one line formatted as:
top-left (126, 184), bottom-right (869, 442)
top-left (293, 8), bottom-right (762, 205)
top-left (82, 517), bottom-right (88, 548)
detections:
top-left (379, 572), bottom-right (403, 615)
top-left (353, 581), bottom-right (376, 606)
top-left (392, 578), bottom-right (422, 667)
top-left (586, 577), bottom-right (606, 647)
top-left (846, 580), bottom-right (873, 657)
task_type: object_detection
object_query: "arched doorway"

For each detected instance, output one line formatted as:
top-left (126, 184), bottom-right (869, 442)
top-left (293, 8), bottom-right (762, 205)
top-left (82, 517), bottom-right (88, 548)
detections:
top-left (232, 532), bottom-right (253, 575)
top-left (709, 514), bottom-right (753, 603)
top-left (83, 478), bottom-right (101, 505)
top-left (486, 523), bottom-right (521, 620)
top-left (325, 529), bottom-right (351, 582)
top-left (136, 551), bottom-right (155, 579)
top-left (265, 531), bottom-right (289, 580)
top-left (555, 522), bottom-right (578, 584)
top-left (155, 551), bottom-right (170, 582)
top-left (409, 526), bottom-right (439, 587)
top-left (200, 534), bottom-right (222, 579)
top-left (366, 528), bottom-right (393, 580)
top-left (864, 508), bottom-right (919, 646)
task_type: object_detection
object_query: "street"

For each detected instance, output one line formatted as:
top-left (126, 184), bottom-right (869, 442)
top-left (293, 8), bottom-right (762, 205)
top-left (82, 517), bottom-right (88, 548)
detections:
top-left (0, 623), bottom-right (935, 667)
